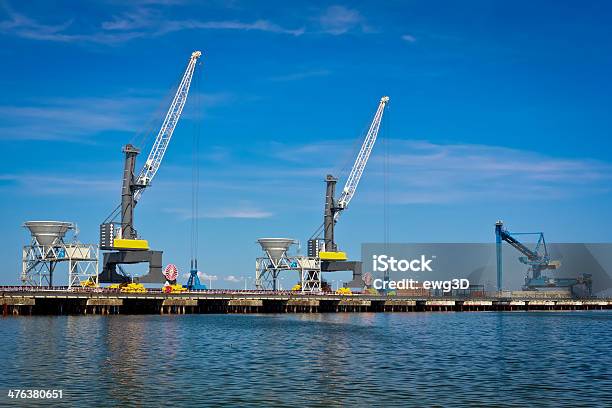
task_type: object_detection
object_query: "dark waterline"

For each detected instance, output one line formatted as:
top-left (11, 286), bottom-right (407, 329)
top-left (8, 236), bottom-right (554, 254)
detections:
top-left (1, 312), bottom-right (611, 407)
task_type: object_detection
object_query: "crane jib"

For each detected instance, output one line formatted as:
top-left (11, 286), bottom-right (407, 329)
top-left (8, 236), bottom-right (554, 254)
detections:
top-left (336, 96), bottom-right (389, 214)
top-left (133, 51), bottom-right (202, 203)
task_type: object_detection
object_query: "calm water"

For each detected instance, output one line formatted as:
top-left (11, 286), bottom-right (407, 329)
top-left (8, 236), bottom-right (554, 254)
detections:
top-left (1, 312), bottom-right (611, 407)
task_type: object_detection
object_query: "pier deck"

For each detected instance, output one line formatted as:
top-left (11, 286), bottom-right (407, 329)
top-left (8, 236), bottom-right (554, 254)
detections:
top-left (1, 287), bottom-right (610, 315)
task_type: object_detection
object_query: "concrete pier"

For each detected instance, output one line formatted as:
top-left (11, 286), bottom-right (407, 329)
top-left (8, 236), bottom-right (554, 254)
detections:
top-left (1, 288), bottom-right (611, 316)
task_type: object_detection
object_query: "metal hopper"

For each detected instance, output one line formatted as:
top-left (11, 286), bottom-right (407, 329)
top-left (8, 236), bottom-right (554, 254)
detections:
top-left (24, 221), bottom-right (73, 246)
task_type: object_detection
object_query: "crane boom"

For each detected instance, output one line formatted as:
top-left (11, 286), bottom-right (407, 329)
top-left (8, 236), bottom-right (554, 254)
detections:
top-left (336, 96), bottom-right (389, 215)
top-left (317, 96), bottom-right (389, 258)
top-left (497, 228), bottom-right (540, 260)
top-left (134, 50), bottom-right (202, 202)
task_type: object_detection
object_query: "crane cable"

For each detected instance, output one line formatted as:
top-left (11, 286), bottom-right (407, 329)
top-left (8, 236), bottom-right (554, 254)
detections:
top-left (190, 61), bottom-right (202, 273)
top-left (383, 103), bottom-right (390, 245)
top-left (381, 102), bottom-right (390, 285)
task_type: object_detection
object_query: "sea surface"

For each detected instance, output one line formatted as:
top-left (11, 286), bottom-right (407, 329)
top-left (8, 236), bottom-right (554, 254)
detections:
top-left (1, 311), bottom-right (611, 407)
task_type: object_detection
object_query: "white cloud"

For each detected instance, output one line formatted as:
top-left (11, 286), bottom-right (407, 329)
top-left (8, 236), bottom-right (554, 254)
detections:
top-left (0, 8), bottom-right (146, 44)
top-left (206, 209), bottom-right (273, 219)
top-left (156, 19), bottom-right (304, 36)
top-left (0, 90), bottom-right (232, 143)
top-left (0, 7), bottom-right (75, 41)
top-left (0, 95), bottom-right (156, 142)
top-left (0, 174), bottom-right (117, 195)
top-left (198, 272), bottom-right (218, 281)
top-left (401, 34), bottom-right (416, 43)
top-left (0, 3), bottom-right (383, 44)
top-left (224, 275), bottom-right (241, 282)
top-left (0, 5), bottom-right (304, 45)
top-left (163, 206), bottom-right (273, 220)
top-left (145, 137), bottom-right (612, 216)
top-left (6, 131), bottom-right (610, 208)
top-left (318, 5), bottom-right (363, 35)
top-left (271, 139), bottom-right (612, 204)
top-left (102, 8), bottom-right (157, 31)
top-left (372, 140), bottom-right (612, 203)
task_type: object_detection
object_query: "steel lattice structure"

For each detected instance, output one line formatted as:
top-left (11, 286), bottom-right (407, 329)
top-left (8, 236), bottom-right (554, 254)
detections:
top-left (22, 233), bottom-right (98, 289)
top-left (255, 239), bottom-right (322, 292)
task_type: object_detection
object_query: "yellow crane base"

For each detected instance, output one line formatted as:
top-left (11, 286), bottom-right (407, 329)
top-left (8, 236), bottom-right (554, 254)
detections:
top-left (319, 251), bottom-right (348, 261)
top-left (113, 238), bottom-right (150, 250)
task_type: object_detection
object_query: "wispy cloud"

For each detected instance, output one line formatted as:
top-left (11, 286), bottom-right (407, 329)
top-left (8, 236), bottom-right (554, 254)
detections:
top-left (318, 5), bottom-right (365, 35)
top-left (101, 4), bottom-right (306, 36)
top-left (142, 137), bottom-right (612, 216)
top-left (269, 139), bottom-right (612, 204)
top-left (401, 34), bottom-right (416, 43)
top-left (377, 140), bottom-right (612, 203)
top-left (199, 272), bottom-right (218, 281)
top-left (0, 174), bottom-right (117, 195)
top-left (102, 7), bottom-right (157, 31)
top-left (0, 4), bottom-right (305, 44)
top-left (5, 133), bottom-right (609, 210)
top-left (0, 6), bottom-right (146, 44)
top-left (156, 19), bottom-right (304, 36)
top-left (207, 208), bottom-right (273, 219)
top-left (0, 2), bottom-right (379, 45)
top-left (163, 206), bottom-right (273, 220)
top-left (224, 275), bottom-right (241, 282)
top-left (0, 5), bottom-right (74, 41)
top-left (0, 91), bottom-right (232, 143)
top-left (269, 69), bottom-right (331, 82)
top-left (0, 95), bottom-right (155, 142)
top-left (181, 271), bottom-right (219, 281)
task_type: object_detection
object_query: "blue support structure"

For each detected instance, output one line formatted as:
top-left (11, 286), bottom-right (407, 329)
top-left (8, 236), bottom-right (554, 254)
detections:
top-left (495, 222), bottom-right (503, 292)
top-left (185, 259), bottom-right (207, 290)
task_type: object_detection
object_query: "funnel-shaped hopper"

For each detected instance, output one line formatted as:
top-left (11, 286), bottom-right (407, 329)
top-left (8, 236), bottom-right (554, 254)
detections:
top-left (258, 238), bottom-right (294, 264)
top-left (24, 221), bottom-right (73, 246)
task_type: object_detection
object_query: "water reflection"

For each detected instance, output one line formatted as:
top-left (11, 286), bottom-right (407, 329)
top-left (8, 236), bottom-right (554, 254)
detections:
top-left (0, 312), bottom-right (610, 406)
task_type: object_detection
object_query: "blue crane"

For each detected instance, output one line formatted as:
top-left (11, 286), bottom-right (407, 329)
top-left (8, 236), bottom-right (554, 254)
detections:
top-left (495, 221), bottom-right (559, 291)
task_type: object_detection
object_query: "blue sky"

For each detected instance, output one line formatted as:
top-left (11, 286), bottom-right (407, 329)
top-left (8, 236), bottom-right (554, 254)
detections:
top-left (1, 0), bottom-right (611, 287)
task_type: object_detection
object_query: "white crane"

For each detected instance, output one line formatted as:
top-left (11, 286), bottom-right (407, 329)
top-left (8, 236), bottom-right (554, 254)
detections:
top-left (318, 96), bottom-right (389, 257)
top-left (133, 50), bottom-right (202, 202)
top-left (102, 50), bottom-right (202, 243)
top-left (100, 50), bottom-right (203, 283)
top-left (335, 95), bottom-right (389, 218)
